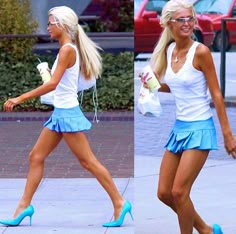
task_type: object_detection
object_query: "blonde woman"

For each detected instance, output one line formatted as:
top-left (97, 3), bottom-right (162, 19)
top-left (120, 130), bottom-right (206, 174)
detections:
top-left (149, 0), bottom-right (236, 233)
top-left (1, 6), bottom-right (132, 227)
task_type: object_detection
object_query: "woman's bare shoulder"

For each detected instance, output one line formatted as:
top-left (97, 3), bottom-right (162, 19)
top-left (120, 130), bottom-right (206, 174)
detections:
top-left (195, 43), bottom-right (211, 57)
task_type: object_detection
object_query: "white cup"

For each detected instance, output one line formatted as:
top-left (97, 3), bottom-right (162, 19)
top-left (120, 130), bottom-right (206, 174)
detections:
top-left (139, 65), bottom-right (161, 91)
top-left (37, 62), bottom-right (51, 83)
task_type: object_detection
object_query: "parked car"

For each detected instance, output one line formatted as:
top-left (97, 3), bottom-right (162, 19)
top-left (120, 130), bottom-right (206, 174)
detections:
top-left (134, 0), bottom-right (215, 54)
top-left (193, 0), bottom-right (236, 51)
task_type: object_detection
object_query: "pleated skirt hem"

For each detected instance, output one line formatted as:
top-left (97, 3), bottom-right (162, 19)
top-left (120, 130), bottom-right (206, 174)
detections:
top-left (44, 106), bottom-right (92, 133)
top-left (165, 117), bottom-right (218, 154)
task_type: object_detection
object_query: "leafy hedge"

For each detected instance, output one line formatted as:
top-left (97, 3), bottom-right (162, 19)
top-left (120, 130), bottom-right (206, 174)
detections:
top-left (0, 0), bottom-right (38, 61)
top-left (81, 52), bottom-right (134, 111)
top-left (0, 51), bottom-right (134, 112)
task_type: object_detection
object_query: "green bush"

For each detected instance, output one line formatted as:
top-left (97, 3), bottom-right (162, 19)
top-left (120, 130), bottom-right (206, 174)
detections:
top-left (0, 51), bottom-right (134, 112)
top-left (0, 0), bottom-right (38, 61)
top-left (80, 52), bottom-right (134, 111)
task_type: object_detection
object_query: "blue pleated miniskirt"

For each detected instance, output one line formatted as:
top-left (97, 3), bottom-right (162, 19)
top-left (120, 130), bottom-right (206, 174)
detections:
top-left (44, 105), bottom-right (91, 133)
top-left (165, 117), bottom-right (218, 154)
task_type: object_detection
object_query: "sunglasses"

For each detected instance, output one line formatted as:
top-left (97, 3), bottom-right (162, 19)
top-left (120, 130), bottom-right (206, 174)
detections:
top-left (170, 17), bottom-right (195, 23)
top-left (47, 21), bottom-right (58, 27)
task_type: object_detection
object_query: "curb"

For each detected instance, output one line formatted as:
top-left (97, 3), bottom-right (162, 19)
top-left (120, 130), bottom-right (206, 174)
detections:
top-left (0, 111), bottom-right (134, 122)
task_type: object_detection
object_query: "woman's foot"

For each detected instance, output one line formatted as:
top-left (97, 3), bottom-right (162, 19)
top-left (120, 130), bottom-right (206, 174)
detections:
top-left (212, 224), bottom-right (223, 234)
top-left (113, 200), bottom-right (125, 220)
top-left (0, 205), bottom-right (34, 226)
top-left (103, 200), bottom-right (133, 227)
top-left (13, 203), bottom-right (30, 218)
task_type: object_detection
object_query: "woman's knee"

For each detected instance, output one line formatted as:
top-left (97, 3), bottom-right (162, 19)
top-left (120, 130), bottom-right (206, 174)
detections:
top-left (157, 188), bottom-right (173, 205)
top-left (171, 186), bottom-right (188, 206)
top-left (28, 150), bottom-right (45, 166)
top-left (79, 155), bottom-right (98, 171)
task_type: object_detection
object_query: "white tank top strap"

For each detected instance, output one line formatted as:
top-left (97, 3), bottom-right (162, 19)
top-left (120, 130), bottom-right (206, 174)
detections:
top-left (61, 43), bottom-right (79, 60)
top-left (61, 43), bottom-right (78, 54)
top-left (167, 42), bottom-right (176, 64)
top-left (61, 43), bottom-right (76, 48)
top-left (186, 41), bottom-right (199, 64)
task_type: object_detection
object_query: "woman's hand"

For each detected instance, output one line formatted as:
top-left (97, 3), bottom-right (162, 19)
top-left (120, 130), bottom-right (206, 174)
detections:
top-left (143, 82), bottom-right (150, 89)
top-left (224, 135), bottom-right (236, 159)
top-left (3, 97), bottom-right (22, 112)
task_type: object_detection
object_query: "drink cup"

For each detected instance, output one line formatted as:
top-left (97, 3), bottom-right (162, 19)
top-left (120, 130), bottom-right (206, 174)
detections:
top-left (139, 65), bottom-right (161, 91)
top-left (37, 62), bottom-right (51, 83)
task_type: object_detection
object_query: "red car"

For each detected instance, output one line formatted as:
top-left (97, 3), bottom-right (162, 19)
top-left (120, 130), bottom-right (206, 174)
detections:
top-left (193, 0), bottom-right (236, 51)
top-left (134, 0), bottom-right (215, 54)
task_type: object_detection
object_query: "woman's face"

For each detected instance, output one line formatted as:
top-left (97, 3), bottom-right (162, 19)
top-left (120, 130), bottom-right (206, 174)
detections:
top-left (47, 15), bottom-right (62, 39)
top-left (168, 8), bottom-right (195, 40)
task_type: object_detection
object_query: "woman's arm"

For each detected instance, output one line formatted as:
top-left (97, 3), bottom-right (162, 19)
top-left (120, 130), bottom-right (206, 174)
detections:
top-left (158, 83), bottom-right (171, 93)
top-left (195, 44), bottom-right (236, 158)
top-left (4, 46), bottom-right (75, 112)
top-left (142, 81), bottom-right (170, 93)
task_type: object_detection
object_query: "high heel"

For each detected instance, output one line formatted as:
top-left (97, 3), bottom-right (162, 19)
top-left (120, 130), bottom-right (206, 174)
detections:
top-left (0, 205), bottom-right (34, 226)
top-left (102, 200), bottom-right (133, 227)
top-left (212, 224), bottom-right (224, 234)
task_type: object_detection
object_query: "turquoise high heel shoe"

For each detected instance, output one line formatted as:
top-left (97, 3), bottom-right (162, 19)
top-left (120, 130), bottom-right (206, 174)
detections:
top-left (212, 224), bottom-right (223, 234)
top-left (102, 201), bottom-right (133, 227)
top-left (0, 205), bottom-right (34, 226)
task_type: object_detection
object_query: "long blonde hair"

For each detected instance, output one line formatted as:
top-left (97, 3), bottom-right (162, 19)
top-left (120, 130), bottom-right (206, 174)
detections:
top-left (150, 0), bottom-right (196, 79)
top-left (48, 6), bottom-right (102, 80)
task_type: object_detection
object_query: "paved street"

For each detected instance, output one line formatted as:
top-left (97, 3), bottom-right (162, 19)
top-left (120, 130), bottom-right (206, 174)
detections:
top-left (0, 112), bottom-right (134, 178)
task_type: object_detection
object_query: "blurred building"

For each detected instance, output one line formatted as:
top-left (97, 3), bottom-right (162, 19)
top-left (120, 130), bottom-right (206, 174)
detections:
top-left (30, 0), bottom-right (92, 34)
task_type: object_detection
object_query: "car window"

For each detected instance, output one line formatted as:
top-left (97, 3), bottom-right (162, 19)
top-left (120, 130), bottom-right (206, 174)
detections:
top-left (145, 0), bottom-right (168, 13)
top-left (232, 3), bottom-right (236, 16)
top-left (134, 0), bottom-right (144, 15)
top-left (194, 0), bottom-right (232, 14)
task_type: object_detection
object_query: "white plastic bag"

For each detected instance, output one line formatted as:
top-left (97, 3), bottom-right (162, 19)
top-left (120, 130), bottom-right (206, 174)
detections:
top-left (77, 71), bottom-right (99, 123)
top-left (77, 72), bottom-right (96, 92)
top-left (137, 84), bottom-right (162, 117)
top-left (40, 91), bottom-right (54, 105)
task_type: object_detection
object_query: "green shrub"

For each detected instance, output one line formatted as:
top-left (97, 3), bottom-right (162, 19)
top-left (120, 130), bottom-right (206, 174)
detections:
top-left (80, 52), bottom-right (134, 111)
top-left (0, 0), bottom-right (38, 61)
top-left (0, 51), bottom-right (134, 112)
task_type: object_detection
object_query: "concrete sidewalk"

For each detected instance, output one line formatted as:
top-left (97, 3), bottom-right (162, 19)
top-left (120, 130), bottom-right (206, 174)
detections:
top-left (135, 156), bottom-right (236, 234)
top-left (0, 178), bottom-right (134, 234)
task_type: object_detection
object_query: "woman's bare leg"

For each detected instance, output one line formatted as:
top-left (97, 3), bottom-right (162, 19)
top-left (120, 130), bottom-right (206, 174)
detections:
top-left (158, 150), bottom-right (212, 234)
top-left (14, 128), bottom-right (62, 217)
top-left (63, 132), bottom-right (125, 220)
top-left (172, 150), bottom-right (210, 234)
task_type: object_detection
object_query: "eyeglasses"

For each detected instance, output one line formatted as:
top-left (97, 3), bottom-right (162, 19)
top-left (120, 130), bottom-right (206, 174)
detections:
top-left (47, 21), bottom-right (58, 27)
top-left (170, 17), bottom-right (195, 24)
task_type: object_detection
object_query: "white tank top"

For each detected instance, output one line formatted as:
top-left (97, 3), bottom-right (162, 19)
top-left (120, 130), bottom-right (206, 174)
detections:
top-left (51, 43), bottom-right (80, 108)
top-left (163, 42), bottom-right (212, 121)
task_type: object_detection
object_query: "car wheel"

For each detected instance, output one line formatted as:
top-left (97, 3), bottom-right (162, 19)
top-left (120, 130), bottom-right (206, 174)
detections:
top-left (212, 31), bottom-right (230, 52)
top-left (192, 30), bottom-right (202, 43)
